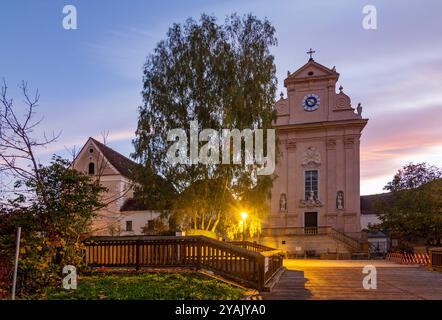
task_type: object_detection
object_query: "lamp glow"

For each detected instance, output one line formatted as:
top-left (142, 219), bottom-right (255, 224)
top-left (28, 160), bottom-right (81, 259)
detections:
top-left (241, 212), bottom-right (248, 221)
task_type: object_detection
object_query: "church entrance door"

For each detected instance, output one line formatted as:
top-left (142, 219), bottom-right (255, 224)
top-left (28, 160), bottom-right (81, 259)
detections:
top-left (304, 212), bottom-right (318, 235)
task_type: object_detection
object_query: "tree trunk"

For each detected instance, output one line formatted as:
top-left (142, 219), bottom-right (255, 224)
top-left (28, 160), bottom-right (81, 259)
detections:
top-left (206, 215), bottom-right (214, 231)
top-left (211, 211), bottom-right (221, 232)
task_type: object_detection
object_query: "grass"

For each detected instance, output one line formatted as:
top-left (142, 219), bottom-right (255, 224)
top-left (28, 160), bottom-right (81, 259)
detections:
top-left (32, 272), bottom-right (247, 300)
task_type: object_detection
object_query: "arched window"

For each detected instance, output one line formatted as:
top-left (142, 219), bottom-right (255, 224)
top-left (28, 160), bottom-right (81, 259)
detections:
top-left (88, 162), bottom-right (95, 175)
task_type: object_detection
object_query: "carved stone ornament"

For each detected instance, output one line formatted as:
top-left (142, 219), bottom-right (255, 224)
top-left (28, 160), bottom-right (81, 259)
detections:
top-left (299, 198), bottom-right (323, 208)
top-left (326, 138), bottom-right (336, 150)
top-left (302, 146), bottom-right (321, 167)
top-left (344, 137), bottom-right (355, 149)
top-left (299, 190), bottom-right (322, 208)
top-left (335, 92), bottom-right (351, 110)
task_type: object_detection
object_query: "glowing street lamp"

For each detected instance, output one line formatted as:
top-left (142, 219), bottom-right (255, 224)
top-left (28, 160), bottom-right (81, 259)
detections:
top-left (240, 212), bottom-right (248, 241)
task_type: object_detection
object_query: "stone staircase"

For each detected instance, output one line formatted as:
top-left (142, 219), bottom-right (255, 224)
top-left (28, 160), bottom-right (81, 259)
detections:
top-left (327, 228), bottom-right (368, 253)
top-left (260, 226), bottom-right (370, 258)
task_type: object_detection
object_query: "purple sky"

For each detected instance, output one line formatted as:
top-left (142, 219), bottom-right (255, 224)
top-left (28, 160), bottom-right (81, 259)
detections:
top-left (1, 0), bottom-right (441, 195)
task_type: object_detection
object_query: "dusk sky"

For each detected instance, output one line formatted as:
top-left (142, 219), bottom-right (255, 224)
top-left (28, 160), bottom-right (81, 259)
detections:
top-left (1, 0), bottom-right (441, 195)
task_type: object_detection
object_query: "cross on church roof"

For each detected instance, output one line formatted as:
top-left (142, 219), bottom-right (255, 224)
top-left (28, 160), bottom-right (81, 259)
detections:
top-left (307, 48), bottom-right (316, 61)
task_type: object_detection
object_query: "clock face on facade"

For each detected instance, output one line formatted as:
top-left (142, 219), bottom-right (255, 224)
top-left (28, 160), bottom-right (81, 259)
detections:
top-left (302, 93), bottom-right (320, 112)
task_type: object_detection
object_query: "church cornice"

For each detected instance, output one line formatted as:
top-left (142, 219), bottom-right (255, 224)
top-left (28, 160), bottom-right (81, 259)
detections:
top-left (285, 74), bottom-right (338, 87)
top-left (274, 118), bottom-right (368, 132)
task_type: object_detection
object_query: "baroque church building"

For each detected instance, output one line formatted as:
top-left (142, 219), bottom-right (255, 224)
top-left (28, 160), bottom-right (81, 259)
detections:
top-left (261, 55), bottom-right (369, 257)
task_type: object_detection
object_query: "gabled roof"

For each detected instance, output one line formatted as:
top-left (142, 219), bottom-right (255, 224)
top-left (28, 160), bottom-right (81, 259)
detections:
top-left (89, 137), bottom-right (138, 178)
top-left (285, 59), bottom-right (339, 86)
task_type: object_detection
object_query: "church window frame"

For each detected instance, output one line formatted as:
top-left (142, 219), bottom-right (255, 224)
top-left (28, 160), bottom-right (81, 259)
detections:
top-left (304, 169), bottom-right (319, 200)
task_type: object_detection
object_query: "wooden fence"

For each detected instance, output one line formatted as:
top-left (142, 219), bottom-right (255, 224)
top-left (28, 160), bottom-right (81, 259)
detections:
top-left (83, 236), bottom-right (284, 290)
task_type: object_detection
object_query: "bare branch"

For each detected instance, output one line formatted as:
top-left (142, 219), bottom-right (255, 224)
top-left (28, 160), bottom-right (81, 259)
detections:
top-left (0, 80), bottom-right (59, 203)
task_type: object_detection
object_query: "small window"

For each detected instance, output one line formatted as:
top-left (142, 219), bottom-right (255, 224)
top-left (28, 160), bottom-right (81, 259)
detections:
top-left (125, 221), bottom-right (133, 232)
top-left (88, 162), bottom-right (95, 175)
top-left (147, 220), bottom-right (155, 231)
top-left (89, 148), bottom-right (94, 154)
top-left (308, 71), bottom-right (314, 76)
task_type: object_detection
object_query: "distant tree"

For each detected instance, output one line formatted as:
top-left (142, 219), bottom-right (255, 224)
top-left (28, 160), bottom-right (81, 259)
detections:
top-left (384, 163), bottom-right (442, 192)
top-left (0, 81), bottom-right (59, 203)
top-left (132, 13), bottom-right (278, 233)
top-left (131, 166), bottom-right (177, 211)
top-left (373, 163), bottom-right (442, 247)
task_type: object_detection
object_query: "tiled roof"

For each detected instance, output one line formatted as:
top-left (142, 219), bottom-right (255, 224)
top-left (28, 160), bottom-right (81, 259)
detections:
top-left (90, 137), bottom-right (138, 178)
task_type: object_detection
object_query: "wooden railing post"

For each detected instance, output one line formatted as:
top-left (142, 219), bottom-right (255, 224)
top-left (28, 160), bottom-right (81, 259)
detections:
top-left (257, 255), bottom-right (265, 291)
top-left (135, 240), bottom-right (140, 271)
top-left (197, 237), bottom-right (202, 269)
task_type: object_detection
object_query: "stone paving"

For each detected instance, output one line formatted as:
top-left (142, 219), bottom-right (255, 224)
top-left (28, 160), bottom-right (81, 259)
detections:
top-left (262, 259), bottom-right (442, 300)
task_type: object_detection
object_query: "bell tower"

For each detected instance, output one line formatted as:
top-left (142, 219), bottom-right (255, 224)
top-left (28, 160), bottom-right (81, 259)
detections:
top-left (262, 51), bottom-right (368, 255)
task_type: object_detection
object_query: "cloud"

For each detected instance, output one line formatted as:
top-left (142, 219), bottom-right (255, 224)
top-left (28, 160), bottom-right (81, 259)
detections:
top-left (360, 104), bottom-right (442, 192)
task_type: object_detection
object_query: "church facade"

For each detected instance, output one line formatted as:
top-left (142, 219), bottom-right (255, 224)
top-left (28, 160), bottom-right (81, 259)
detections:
top-left (261, 56), bottom-right (369, 257)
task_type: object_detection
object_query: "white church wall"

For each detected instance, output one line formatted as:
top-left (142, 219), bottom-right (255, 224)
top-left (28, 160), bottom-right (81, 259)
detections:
top-left (120, 210), bottom-right (163, 236)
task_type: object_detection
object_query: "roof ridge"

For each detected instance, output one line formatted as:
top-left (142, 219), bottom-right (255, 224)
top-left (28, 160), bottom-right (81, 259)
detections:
top-left (89, 137), bottom-right (138, 178)
top-left (90, 137), bottom-right (137, 165)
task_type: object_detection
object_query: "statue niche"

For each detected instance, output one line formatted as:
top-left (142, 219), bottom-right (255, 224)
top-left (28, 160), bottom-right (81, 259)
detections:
top-left (336, 190), bottom-right (344, 210)
top-left (279, 193), bottom-right (287, 212)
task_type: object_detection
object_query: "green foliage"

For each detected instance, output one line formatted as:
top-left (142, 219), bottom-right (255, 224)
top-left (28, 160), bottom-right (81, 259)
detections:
top-left (384, 163), bottom-right (442, 192)
top-left (0, 156), bottom-right (106, 296)
top-left (131, 165), bottom-right (177, 212)
top-left (31, 272), bottom-right (246, 300)
top-left (141, 218), bottom-right (169, 235)
top-left (373, 163), bottom-right (442, 246)
top-left (132, 13), bottom-right (278, 234)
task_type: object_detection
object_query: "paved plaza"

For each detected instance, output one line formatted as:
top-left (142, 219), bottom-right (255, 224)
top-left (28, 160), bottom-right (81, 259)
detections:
top-left (262, 259), bottom-right (442, 300)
